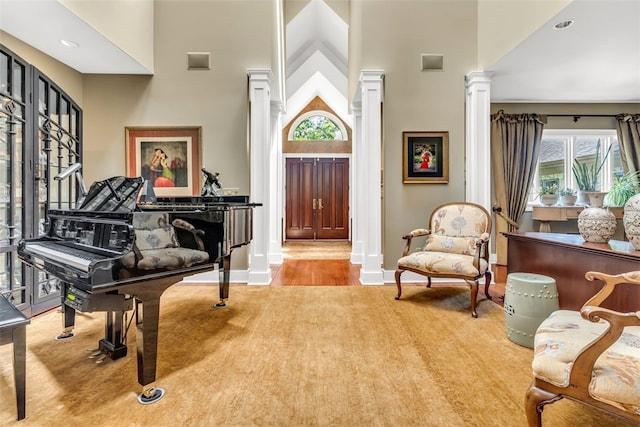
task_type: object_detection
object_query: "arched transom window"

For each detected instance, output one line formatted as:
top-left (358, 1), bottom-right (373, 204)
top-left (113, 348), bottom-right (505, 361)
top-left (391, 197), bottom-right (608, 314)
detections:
top-left (288, 110), bottom-right (348, 141)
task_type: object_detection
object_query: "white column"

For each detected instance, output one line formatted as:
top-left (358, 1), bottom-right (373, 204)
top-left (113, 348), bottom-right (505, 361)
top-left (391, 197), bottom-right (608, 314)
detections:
top-left (464, 72), bottom-right (492, 213)
top-left (269, 100), bottom-right (284, 265)
top-left (247, 69), bottom-right (273, 284)
top-left (349, 102), bottom-right (363, 264)
top-left (354, 70), bottom-right (384, 285)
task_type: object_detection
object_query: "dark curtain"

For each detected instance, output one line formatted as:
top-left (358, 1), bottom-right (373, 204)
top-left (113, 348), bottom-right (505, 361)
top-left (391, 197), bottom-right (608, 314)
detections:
top-left (491, 110), bottom-right (547, 265)
top-left (616, 114), bottom-right (640, 179)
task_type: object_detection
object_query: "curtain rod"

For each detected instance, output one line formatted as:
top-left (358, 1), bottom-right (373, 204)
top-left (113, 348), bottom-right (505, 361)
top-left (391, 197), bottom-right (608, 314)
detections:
top-left (546, 114), bottom-right (616, 122)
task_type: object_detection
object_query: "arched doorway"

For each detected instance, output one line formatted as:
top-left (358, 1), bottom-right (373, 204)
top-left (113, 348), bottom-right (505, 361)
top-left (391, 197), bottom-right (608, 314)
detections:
top-left (282, 97), bottom-right (351, 241)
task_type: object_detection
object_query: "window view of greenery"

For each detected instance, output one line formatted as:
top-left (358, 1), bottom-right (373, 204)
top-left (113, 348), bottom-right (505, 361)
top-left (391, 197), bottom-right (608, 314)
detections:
top-left (531, 131), bottom-right (621, 204)
top-left (293, 115), bottom-right (343, 140)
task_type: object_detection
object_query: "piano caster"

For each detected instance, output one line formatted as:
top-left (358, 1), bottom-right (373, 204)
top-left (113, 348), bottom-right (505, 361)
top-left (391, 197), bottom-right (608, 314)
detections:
top-left (55, 329), bottom-right (75, 341)
top-left (137, 386), bottom-right (165, 405)
top-left (214, 299), bottom-right (227, 309)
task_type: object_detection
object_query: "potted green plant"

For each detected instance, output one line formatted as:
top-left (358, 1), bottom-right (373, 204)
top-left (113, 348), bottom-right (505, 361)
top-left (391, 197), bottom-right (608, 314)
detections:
top-left (559, 188), bottom-right (577, 206)
top-left (604, 171), bottom-right (640, 207)
top-left (571, 139), bottom-right (613, 206)
top-left (571, 139), bottom-right (612, 205)
top-left (538, 182), bottom-right (559, 206)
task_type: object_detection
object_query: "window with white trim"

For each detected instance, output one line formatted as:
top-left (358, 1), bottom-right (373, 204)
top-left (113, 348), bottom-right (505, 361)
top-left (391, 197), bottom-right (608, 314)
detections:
top-left (529, 130), bottom-right (621, 205)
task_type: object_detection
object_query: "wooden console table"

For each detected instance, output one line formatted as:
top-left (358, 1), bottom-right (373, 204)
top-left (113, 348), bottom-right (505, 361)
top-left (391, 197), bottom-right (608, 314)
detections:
top-left (504, 232), bottom-right (640, 312)
top-left (532, 205), bottom-right (623, 232)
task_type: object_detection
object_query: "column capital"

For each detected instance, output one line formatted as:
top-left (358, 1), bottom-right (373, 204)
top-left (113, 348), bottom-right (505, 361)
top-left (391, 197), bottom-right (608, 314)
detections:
top-left (271, 100), bottom-right (285, 115)
top-left (465, 71), bottom-right (493, 86)
top-left (353, 70), bottom-right (385, 106)
top-left (359, 70), bottom-right (385, 83)
top-left (248, 69), bottom-right (272, 84)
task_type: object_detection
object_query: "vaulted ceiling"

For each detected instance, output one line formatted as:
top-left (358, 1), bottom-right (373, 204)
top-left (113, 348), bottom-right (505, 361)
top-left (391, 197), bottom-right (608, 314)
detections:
top-left (283, 0), bottom-right (350, 128)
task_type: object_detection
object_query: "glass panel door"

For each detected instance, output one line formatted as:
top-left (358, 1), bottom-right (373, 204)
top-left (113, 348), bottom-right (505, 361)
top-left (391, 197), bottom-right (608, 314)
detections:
top-left (30, 70), bottom-right (82, 314)
top-left (0, 46), bottom-right (83, 316)
top-left (0, 48), bottom-right (29, 312)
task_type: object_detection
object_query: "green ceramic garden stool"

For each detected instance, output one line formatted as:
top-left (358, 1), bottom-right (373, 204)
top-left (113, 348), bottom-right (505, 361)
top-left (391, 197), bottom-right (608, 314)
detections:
top-left (503, 272), bottom-right (559, 349)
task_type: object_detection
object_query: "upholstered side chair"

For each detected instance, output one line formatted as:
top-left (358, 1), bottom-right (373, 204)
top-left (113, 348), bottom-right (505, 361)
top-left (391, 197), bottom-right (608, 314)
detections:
top-left (525, 271), bottom-right (640, 426)
top-left (120, 212), bottom-right (209, 273)
top-left (394, 202), bottom-right (492, 318)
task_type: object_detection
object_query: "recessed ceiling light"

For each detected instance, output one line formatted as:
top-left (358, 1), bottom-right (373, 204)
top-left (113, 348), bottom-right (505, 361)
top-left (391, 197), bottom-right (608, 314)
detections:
top-left (553, 20), bottom-right (574, 30)
top-left (60, 39), bottom-right (79, 48)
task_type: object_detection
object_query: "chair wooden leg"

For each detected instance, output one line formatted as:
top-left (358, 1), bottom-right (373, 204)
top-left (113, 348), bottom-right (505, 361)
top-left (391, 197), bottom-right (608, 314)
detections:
top-left (470, 280), bottom-right (479, 318)
top-left (394, 269), bottom-right (403, 300)
top-left (525, 382), bottom-right (563, 427)
top-left (484, 271), bottom-right (492, 300)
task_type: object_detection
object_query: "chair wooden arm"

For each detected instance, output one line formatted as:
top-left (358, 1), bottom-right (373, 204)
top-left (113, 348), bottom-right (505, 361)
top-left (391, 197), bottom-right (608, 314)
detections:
top-left (471, 232), bottom-right (490, 269)
top-left (568, 305), bottom-right (640, 387)
top-left (401, 228), bottom-right (430, 257)
top-left (582, 271), bottom-right (640, 308)
top-left (567, 271), bottom-right (640, 387)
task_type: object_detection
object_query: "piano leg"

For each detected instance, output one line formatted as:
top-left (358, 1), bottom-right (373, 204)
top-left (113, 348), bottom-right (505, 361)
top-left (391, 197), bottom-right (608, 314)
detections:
top-left (135, 297), bottom-right (165, 404)
top-left (215, 253), bottom-right (231, 308)
top-left (109, 275), bottom-right (178, 404)
top-left (56, 283), bottom-right (75, 340)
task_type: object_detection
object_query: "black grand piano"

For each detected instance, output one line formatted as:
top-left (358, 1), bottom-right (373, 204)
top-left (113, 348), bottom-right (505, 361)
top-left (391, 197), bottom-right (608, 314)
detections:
top-left (18, 176), bottom-right (260, 404)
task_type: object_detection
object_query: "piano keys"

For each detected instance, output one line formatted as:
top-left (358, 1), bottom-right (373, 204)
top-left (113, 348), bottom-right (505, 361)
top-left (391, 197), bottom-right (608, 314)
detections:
top-left (17, 176), bottom-right (260, 404)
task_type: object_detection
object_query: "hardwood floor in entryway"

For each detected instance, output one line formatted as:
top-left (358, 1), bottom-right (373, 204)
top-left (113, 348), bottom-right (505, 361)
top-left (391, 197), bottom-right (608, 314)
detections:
top-left (281, 240), bottom-right (351, 260)
top-left (272, 241), bottom-right (359, 285)
top-left (271, 259), bottom-right (361, 286)
top-left (270, 241), bottom-right (508, 298)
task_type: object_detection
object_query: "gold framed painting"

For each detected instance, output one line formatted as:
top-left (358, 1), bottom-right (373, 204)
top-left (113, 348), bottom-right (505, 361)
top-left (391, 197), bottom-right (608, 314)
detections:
top-left (402, 131), bottom-right (449, 184)
top-left (125, 126), bottom-right (202, 197)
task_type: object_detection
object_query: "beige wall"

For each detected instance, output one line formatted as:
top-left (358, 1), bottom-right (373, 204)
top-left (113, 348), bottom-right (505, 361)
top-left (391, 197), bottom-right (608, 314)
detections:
top-left (83, 0), bottom-right (275, 269)
top-left (82, 0), bottom-right (274, 187)
top-left (350, 1), bottom-right (478, 269)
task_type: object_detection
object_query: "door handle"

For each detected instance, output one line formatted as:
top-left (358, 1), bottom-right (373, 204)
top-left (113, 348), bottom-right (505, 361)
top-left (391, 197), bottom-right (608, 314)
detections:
top-left (318, 199), bottom-right (323, 209)
top-left (312, 199), bottom-right (316, 209)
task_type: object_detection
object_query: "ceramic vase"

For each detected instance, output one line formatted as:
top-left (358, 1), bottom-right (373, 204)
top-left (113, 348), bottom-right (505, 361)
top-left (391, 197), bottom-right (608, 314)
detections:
top-left (583, 191), bottom-right (608, 208)
top-left (560, 195), bottom-right (577, 206)
top-left (578, 207), bottom-right (617, 243)
top-left (623, 193), bottom-right (640, 250)
top-left (540, 194), bottom-right (558, 206)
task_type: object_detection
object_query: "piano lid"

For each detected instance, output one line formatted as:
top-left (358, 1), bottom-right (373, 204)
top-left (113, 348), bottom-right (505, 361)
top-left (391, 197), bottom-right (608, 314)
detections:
top-left (77, 176), bottom-right (144, 212)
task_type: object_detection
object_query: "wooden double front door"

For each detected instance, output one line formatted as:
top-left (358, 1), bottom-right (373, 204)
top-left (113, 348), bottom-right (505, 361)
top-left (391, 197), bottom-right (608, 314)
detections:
top-left (285, 158), bottom-right (349, 240)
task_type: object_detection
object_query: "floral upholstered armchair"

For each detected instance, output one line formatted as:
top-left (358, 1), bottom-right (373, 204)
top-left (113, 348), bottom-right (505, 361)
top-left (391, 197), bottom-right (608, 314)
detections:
top-left (525, 271), bottom-right (640, 426)
top-left (394, 202), bottom-right (492, 318)
top-left (121, 212), bottom-right (209, 272)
